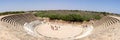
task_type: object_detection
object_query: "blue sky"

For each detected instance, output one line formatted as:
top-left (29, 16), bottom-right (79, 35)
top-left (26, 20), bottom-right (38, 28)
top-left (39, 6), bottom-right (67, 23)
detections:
top-left (0, 0), bottom-right (120, 13)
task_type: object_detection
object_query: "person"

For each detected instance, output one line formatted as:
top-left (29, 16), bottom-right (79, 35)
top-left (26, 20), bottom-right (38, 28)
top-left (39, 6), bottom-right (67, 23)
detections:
top-left (50, 25), bottom-right (54, 30)
top-left (82, 24), bottom-right (88, 27)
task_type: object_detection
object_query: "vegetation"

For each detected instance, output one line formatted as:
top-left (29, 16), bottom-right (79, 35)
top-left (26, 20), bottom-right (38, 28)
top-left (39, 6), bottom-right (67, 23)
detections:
top-left (34, 10), bottom-right (103, 22)
top-left (0, 10), bottom-right (119, 22)
top-left (0, 11), bottom-right (25, 15)
top-left (35, 13), bottom-right (102, 22)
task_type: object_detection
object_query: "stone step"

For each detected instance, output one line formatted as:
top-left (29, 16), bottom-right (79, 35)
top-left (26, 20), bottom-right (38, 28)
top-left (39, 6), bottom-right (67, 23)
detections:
top-left (0, 13), bottom-right (38, 32)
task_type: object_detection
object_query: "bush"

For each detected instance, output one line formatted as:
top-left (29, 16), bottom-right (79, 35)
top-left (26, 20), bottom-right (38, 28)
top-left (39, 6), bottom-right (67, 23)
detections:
top-left (0, 10), bottom-right (104, 22)
top-left (0, 11), bottom-right (25, 15)
top-left (35, 13), bottom-right (99, 22)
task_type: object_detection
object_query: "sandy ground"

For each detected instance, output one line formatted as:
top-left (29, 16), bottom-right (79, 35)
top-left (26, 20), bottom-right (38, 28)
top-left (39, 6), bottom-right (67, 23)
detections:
top-left (0, 15), bottom-right (19, 40)
top-left (33, 21), bottom-right (94, 40)
top-left (35, 22), bottom-right (83, 39)
top-left (0, 22), bottom-right (20, 40)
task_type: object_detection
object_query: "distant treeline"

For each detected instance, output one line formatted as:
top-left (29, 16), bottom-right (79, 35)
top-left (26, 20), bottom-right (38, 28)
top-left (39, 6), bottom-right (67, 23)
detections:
top-left (35, 12), bottom-right (101, 22)
top-left (0, 11), bottom-right (25, 15)
top-left (0, 10), bottom-right (119, 22)
top-left (34, 10), bottom-right (119, 22)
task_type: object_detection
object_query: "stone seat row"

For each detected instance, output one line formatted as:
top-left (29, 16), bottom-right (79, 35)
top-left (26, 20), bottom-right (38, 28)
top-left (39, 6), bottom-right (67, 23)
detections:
top-left (0, 13), bottom-right (38, 32)
top-left (0, 13), bottom-right (37, 26)
top-left (93, 16), bottom-right (120, 27)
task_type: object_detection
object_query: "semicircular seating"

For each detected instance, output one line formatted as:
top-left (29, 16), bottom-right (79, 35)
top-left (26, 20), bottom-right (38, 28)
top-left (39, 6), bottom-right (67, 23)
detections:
top-left (0, 13), bottom-right (43, 40)
top-left (1, 13), bottom-right (37, 26)
top-left (83, 16), bottom-right (120, 40)
top-left (93, 16), bottom-right (120, 32)
top-left (1, 14), bottom-right (120, 40)
top-left (93, 16), bottom-right (120, 27)
top-left (0, 13), bottom-right (38, 32)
